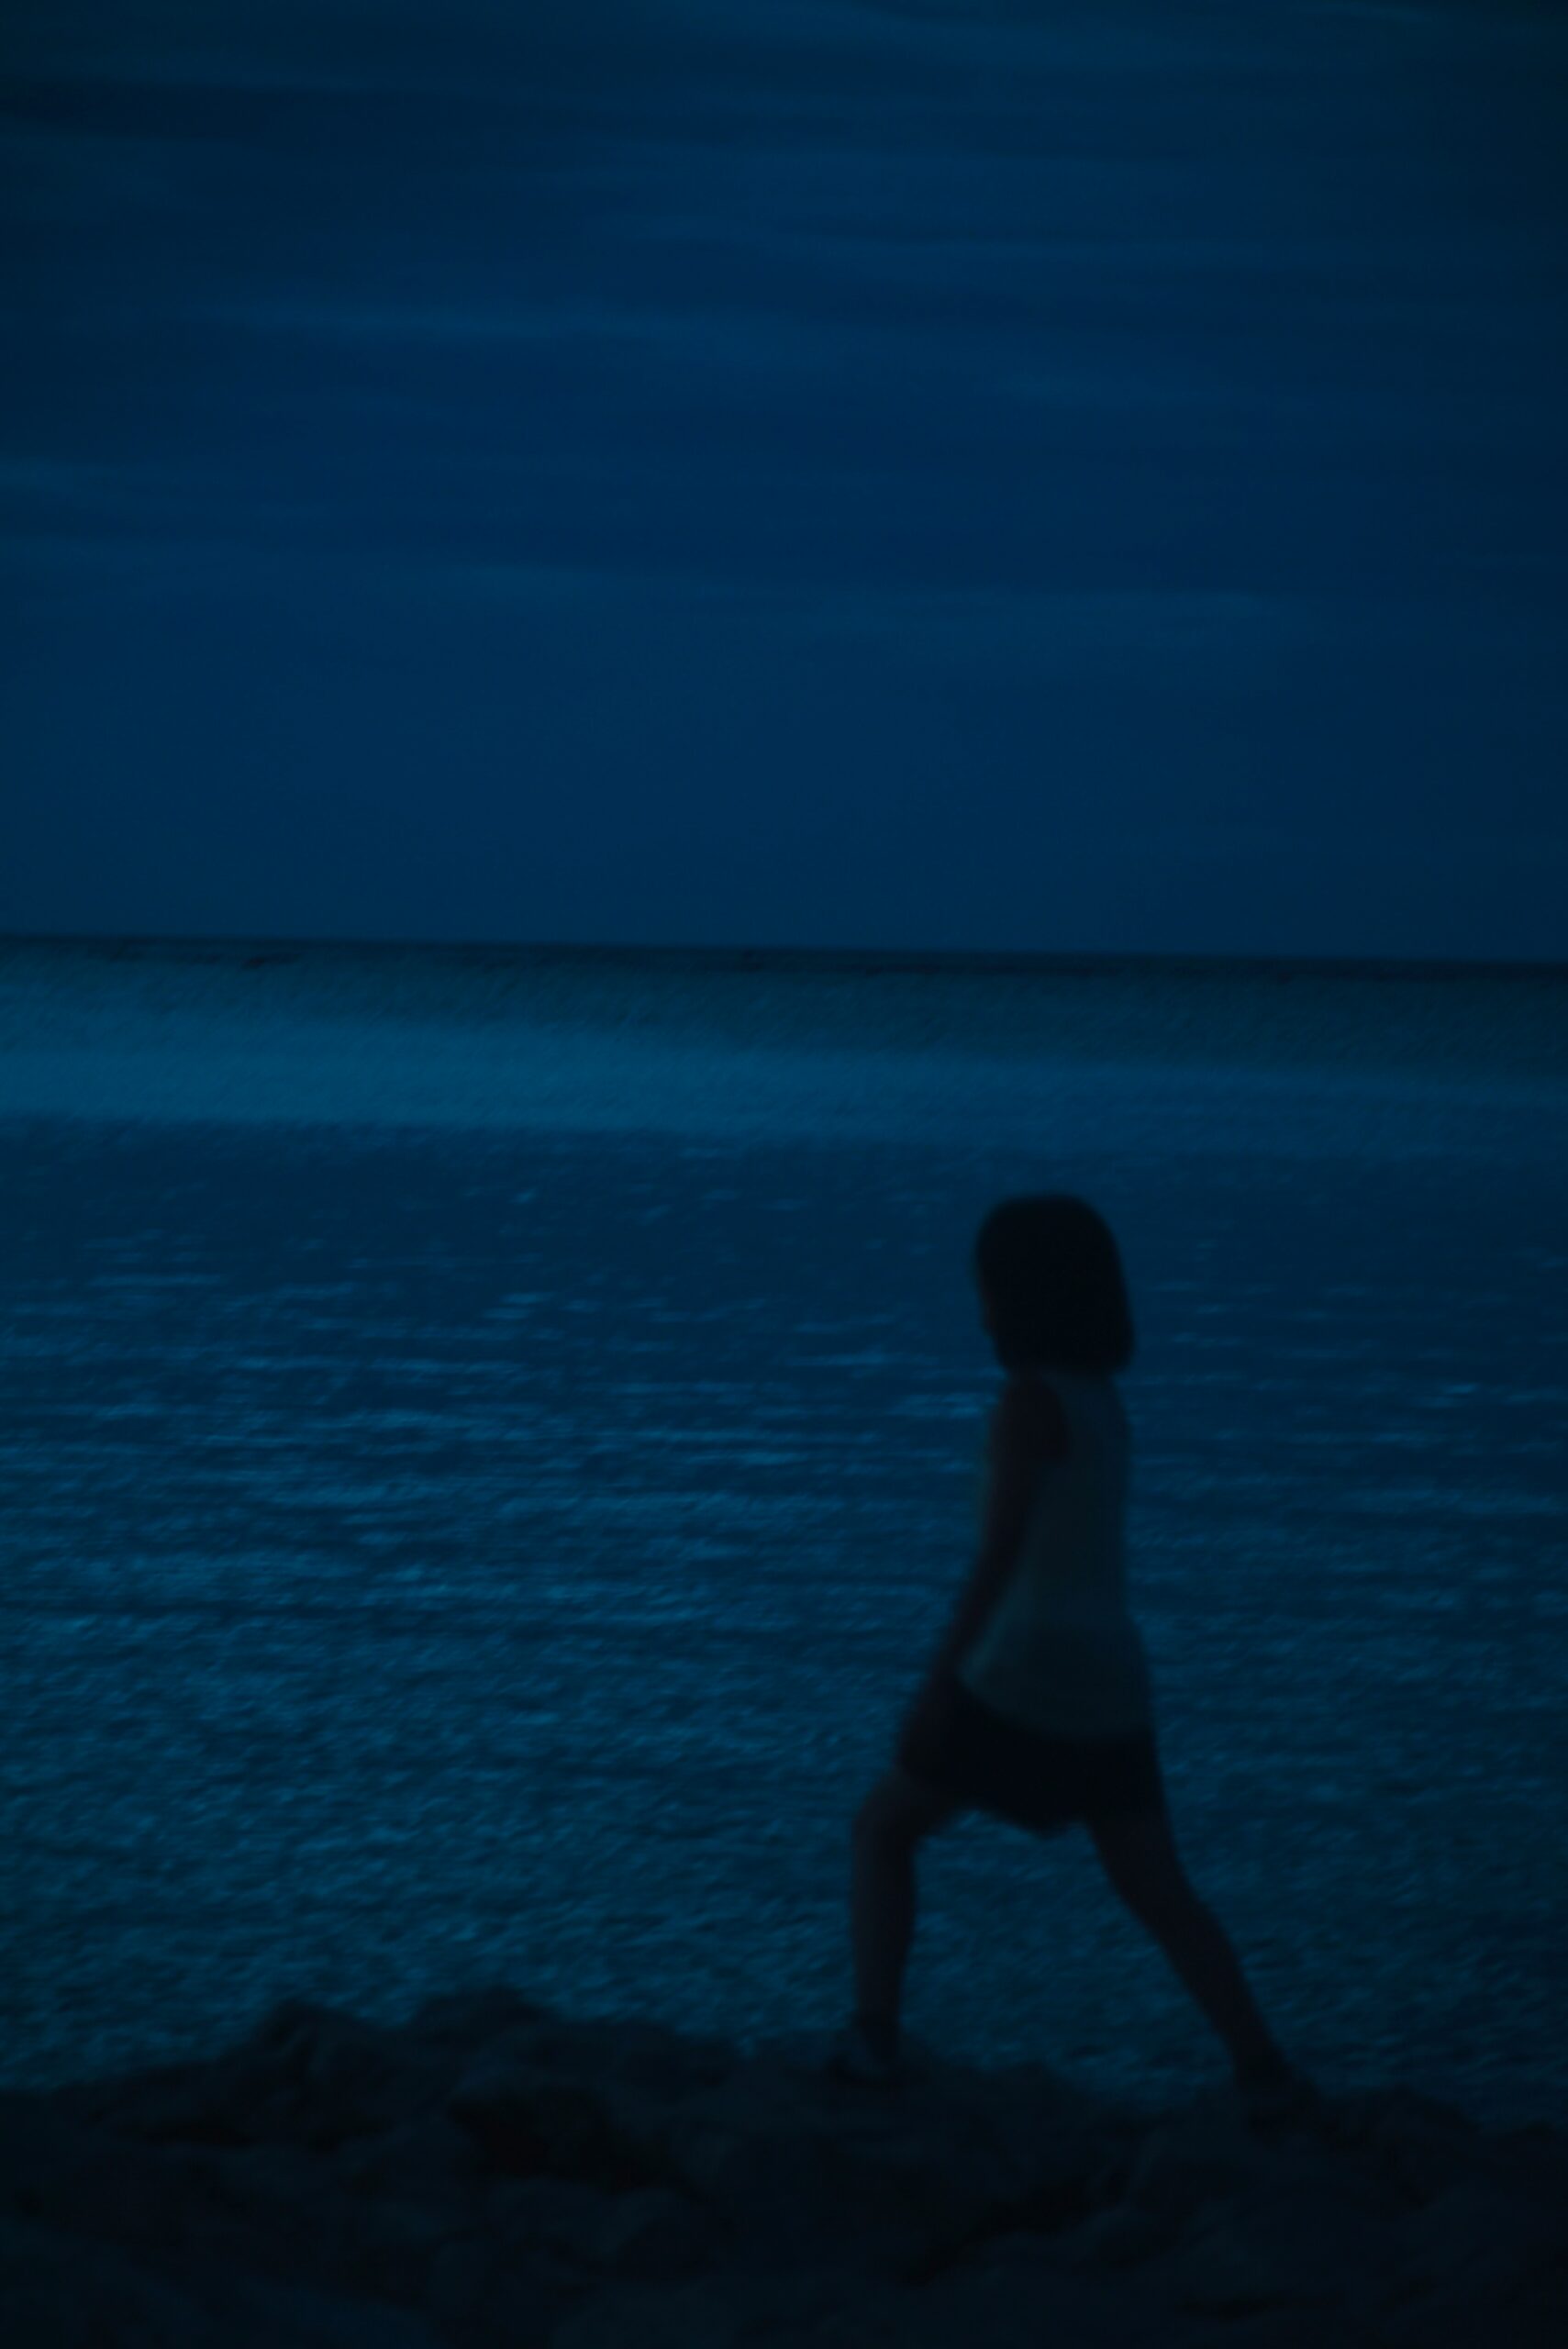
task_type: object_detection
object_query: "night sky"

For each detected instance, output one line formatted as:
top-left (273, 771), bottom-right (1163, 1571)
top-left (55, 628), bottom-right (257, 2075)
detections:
top-left (3, 2), bottom-right (1565, 959)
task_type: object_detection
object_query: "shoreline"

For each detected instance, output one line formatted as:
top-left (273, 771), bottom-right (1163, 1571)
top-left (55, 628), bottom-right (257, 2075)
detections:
top-left (5, 1987), bottom-right (1563, 2346)
top-left (7, 931), bottom-right (1568, 982)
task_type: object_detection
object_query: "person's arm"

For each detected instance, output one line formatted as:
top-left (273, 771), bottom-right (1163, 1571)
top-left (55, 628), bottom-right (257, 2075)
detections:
top-left (909, 1372), bottom-right (1068, 1697)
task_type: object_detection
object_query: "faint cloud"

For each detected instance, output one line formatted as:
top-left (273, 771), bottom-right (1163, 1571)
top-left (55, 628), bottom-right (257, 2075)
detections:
top-left (797, 583), bottom-right (1311, 661)
top-left (210, 287), bottom-right (1231, 417)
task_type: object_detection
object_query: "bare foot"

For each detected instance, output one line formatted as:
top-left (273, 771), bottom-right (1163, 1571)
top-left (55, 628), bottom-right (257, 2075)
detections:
top-left (1232, 2063), bottom-right (1321, 2127)
top-left (1235, 2054), bottom-right (1296, 2094)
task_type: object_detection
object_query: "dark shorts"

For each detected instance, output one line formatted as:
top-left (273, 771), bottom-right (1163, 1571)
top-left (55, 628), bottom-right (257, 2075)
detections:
top-left (898, 1674), bottom-right (1164, 1838)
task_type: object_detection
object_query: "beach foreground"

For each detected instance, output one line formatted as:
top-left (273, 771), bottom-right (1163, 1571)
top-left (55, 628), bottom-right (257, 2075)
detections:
top-left (4, 1988), bottom-right (1563, 2347)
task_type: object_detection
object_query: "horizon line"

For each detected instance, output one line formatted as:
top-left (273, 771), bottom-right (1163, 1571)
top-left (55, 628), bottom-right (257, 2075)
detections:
top-left (4, 930), bottom-right (1566, 983)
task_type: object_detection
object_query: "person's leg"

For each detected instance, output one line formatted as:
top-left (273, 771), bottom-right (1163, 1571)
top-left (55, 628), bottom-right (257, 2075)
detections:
top-left (850, 1765), bottom-right (960, 2057)
top-left (1087, 1799), bottom-right (1293, 2088)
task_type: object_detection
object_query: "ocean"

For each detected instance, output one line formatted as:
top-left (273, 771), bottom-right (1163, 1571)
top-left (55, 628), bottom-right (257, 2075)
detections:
top-left (3, 937), bottom-right (1565, 2124)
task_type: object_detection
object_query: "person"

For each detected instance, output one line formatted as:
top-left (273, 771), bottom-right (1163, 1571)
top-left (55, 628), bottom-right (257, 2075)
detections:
top-left (828, 1193), bottom-right (1315, 2123)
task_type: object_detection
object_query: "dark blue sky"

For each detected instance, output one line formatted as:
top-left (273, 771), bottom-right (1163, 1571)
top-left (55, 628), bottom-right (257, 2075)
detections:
top-left (3, 1), bottom-right (1564, 958)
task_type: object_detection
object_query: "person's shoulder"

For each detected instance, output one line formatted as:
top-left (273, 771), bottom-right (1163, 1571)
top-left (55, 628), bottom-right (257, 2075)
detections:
top-left (990, 1367), bottom-right (1071, 1461)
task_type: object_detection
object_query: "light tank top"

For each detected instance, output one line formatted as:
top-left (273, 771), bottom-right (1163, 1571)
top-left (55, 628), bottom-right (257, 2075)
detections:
top-left (956, 1366), bottom-right (1155, 1741)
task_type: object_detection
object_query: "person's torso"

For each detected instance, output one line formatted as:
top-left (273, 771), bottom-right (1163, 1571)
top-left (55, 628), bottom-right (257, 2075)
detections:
top-left (956, 1366), bottom-right (1153, 1740)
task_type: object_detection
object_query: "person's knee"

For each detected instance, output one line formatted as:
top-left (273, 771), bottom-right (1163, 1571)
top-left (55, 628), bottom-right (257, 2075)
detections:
top-left (1117, 1858), bottom-right (1207, 1933)
top-left (852, 1787), bottom-right (893, 1847)
top-left (1094, 1817), bottom-right (1195, 1925)
top-left (853, 1777), bottom-right (915, 1850)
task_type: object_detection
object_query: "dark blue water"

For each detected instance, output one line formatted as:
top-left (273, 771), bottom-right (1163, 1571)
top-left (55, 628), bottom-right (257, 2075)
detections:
top-left (3, 943), bottom-right (1565, 2123)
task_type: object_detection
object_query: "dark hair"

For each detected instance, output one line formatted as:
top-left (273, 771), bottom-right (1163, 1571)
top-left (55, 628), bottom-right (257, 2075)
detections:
top-left (973, 1194), bottom-right (1134, 1375)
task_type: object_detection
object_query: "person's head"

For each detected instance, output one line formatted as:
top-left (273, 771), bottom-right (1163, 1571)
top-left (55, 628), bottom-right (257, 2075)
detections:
top-left (972, 1193), bottom-right (1134, 1375)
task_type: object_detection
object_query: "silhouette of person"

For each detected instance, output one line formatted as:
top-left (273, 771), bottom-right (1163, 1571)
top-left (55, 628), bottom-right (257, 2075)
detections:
top-left (828, 1193), bottom-right (1314, 2124)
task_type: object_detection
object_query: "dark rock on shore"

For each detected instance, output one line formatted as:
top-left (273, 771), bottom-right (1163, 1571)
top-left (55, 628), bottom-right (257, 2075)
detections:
top-left (4, 1991), bottom-right (1564, 2345)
